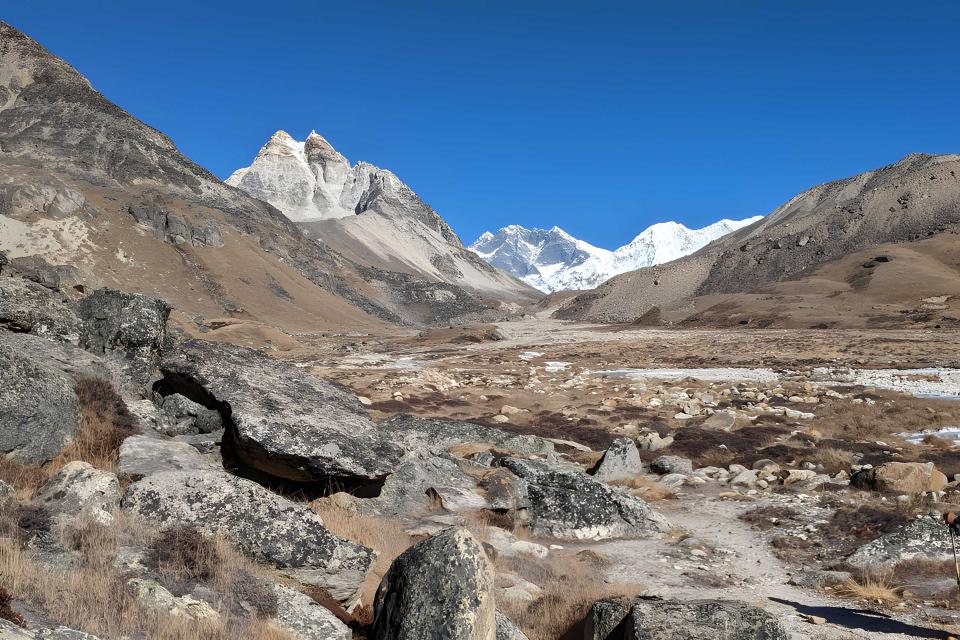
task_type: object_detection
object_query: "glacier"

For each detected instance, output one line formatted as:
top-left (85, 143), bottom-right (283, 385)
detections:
top-left (469, 217), bottom-right (763, 293)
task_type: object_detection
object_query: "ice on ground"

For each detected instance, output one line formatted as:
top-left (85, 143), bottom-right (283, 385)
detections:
top-left (595, 368), bottom-right (780, 383)
top-left (899, 426), bottom-right (960, 445)
top-left (814, 367), bottom-right (960, 399)
top-left (519, 351), bottom-right (544, 361)
top-left (544, 361), bottom-right (571, 372)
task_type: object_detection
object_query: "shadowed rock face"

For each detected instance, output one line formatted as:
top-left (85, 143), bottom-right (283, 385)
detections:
top-left (121, 470), bottom-right (374, 607)
top-left (372, 528), bottom-right (496, 640)
top-left (157, 338), bottom-right (404, 482)
top-left (587, 597), bottom-right (788, 640)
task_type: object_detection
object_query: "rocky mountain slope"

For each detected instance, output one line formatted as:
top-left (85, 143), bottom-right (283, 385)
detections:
top-left (470, 217), bottom-right (761, 292)
top-left (0, 21), bottom-right (528, 331)
top-left (557, 153), bottom-right (960, 327)
top-left (228, 131), bottom-right (537, 302)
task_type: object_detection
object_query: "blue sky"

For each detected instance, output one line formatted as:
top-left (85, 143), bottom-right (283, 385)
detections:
top-left (5, 2), bottom-right (959, 248)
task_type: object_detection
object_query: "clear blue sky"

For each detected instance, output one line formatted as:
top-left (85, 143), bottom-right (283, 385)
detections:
top-left (5, 1), bottom-right (959, 249)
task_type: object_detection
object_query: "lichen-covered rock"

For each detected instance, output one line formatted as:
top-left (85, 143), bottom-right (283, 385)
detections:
top-left (495, 611), bottom-right (529, 640)
top-left (158, 339), bottom-right (404, 482)
top-left (126, 578), bottom-right (219, 621)
top-left (0, 276), bottom-right (81, 341)
top-left (587, 597), bottom-right (788, 640)
top-left (77, 288), bottom-right (170, 386)
top-left (0, 332), bottom-right (98, 463)
top-left (3, 255), bottom-right (85, 293)
top-left (35, 461), bottom-right (119, 523)
top-left (850, 461), bottom-right (947, 493)
top-left (592, 437), bottom-right (643, 482)
top-left (0, 619), bottom-right (33, 639)
top-left (372, 528), bottom-right (495, 640)
top-left (499, 459), bottom-right (671, 540)
top-left (272, 584), bottom-right (351, 640)
top-left (479, 467), bottom-right (529, 512)
top-left (379, 414), bottom-right (554, 456)
top-left (357, 452), bottom-right (484, 519)
top-left (156, 393), bottom-right (222, 435)
top-left (118, 435), bottom-right (214, 481)
top-left (34, 628), bottom-right (103, 639)
top-left (846, 516), bottom-right (954, 568)
top-left (121, 470), bottom-right (374, 607)
top-left (650, 456), bottom-right (694, 476)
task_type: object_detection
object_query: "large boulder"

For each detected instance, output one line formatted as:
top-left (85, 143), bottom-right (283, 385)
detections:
top-left (372, 528), bottom-right (496, 640)
top-left (35, 461), bottom-right (119, 524)
top-left (77, 288), bottom-right (170, 386)
top-left (500, 458), bottom-right (671, 540)
top-left (3, 255), bottom-right (86, 293)
top-left (379, 414), bottom-right (554, 456)
top-left (121, 470), bottom-right (374, 607)
top-left (587, 597), bottom-right (788, 640)
top-left (591, 437), bottom-right (643, 482)
top-left (0, 276), bottom-right (81, 341)
top-left (850, 462), bottom-right (947, 493)
top-left (650, 456), bottom-right (694, 476)
top-left (0, 333), bottom-right (111, 463)
top-left (846, 516), bottom-right (953, 568)
top-left (357, 451), bottom-right (484, 519)
top-left (156, 393), bottom-right (222, 436)
top-left (158, 339), bottom-right (404, 482)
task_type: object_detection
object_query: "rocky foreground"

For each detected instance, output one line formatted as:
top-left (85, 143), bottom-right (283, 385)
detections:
top-left (3, 254), bottom-right (960, 640)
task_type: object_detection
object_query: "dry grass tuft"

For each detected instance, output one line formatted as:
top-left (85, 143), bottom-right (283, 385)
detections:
top-left (148, 527), bottom-right (224, 585)
top-left (609, 475), bottom-right (677, 501)
top-left (496, 551), bottom-right (642, 640)
top-left (0, 585), bottom-right (26, 627)
top-left (810, 447), bottom-right (857, 475)
top-left (0, 503), bottom-right (289, 639)
top-left (834, 571), bottom-right (901, 605)
top-left (311, 499), bottom-right (415, 607)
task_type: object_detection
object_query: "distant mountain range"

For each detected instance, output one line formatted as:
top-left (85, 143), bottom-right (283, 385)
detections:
top-left (469, 218), bottom-right (762, 293)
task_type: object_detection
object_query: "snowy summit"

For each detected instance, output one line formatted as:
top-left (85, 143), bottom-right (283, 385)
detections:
top-left (469, 217), bottom-right (763, 292)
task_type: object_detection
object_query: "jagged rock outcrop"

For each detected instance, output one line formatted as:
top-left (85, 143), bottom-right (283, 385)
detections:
top-left (77, 289), bottom-right (170, 386)
top-left (0, 276), bottom-right (81, 340)
top-left (121, 470), bottom-right (374, 607)
top-left (591, 437), bottom-right (643, 482)
top-left (378, 414), bottom-right (554, 456)
top-left (127, 204), bottom-right (222, 247)
top-left (846, 516), bottom-right (954, 568)
top-left (2, 255), bottom-right (86, 293)
top-left (372, 528), bottom-right (496, 640)
top-left (495, 611), bottom-right (529, 640)
top-left (587, 597), bottom-right (788, 640)
top-left (499, 458), bottom-right (671, 540)
top-left (157, 338), bottom-right (404, 482)
top-left (155, 393), bottom-right (222, 436)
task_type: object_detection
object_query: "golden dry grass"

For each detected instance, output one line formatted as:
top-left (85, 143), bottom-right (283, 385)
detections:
top-left (609, 475), bottom-right (677, 501)
top-left (834, 571), bottom-right (901, 605)
top-left (311, 498), bottom-right (415, 610)
top-left (0, 505), bottom-right (295, 639)
top-left (809, 447), bottom-right (857, 475)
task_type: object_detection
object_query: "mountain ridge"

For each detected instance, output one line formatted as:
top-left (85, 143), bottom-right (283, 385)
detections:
top-left (469, 216), bottom-right (762, 292)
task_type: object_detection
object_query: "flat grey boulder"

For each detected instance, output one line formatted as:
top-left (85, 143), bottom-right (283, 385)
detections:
top-left (272, 584), bottom-right (351, 640)
top-left (592, 437), bottom-right (643, 482)
top-left (0, 332), bottom-right (112, 463)
top-left (158, 339), bottom-right (403, 481)
top-left (588, 597), bottom-right (788, 640)
top-left (379, 414), bottom-right (554, 456)
top-left (846, 516), bottom-right (953, 568)
top-left (357, 451), bottom-right (484, 519)
top-left (77, 288), bottom-right (170, 386)
top-left (118, 435), bottom-right (214, 481)
top-left (0, 276), bottom-right (81, 341)
top-left (36, 461), bottom-right (119, 523)
top-left (495, 611), bottom-right (529, 640)
top-left (500, 458), bottom-right (671, 540)
top-left (121, 470), bottom-right (374, 607)
top-left (372, 528), bottom-right (496, 640)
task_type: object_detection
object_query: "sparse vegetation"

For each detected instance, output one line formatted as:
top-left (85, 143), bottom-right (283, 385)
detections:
top-left (834, 570), bottom-right (901, 605)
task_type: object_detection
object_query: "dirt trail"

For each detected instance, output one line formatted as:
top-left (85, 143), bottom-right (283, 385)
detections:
top-left (594, 495), bottom-right (950, 639)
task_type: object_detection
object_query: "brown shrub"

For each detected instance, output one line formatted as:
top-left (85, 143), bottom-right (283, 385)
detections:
top-left (225, 569), bottom-right (279, 620)
top-left (609, 476), bottom-right (676, 501)
top-left (59, 376), bottom-right (139, 472)
top-left (739, 506), bottom-right (800, 531)
top-left (0, 585), bottom-right (26, 627)
top-left (809, 447), bottom-right (857, 475)
top-left (147, 527), bottom-right (224, 586)
top-left (0, 502), bottom-right (52, 541)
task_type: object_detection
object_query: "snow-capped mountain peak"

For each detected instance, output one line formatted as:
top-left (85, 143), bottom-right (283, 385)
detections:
top-left (469, 216), bottom-right (762, 292)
